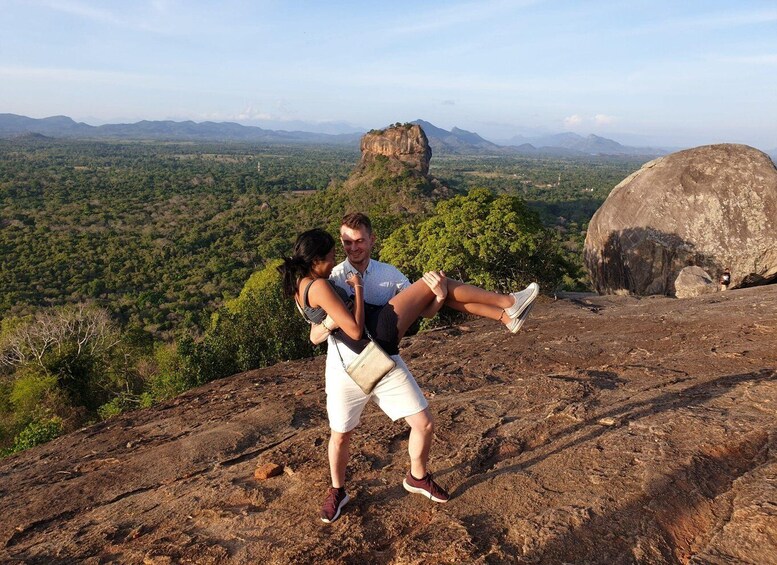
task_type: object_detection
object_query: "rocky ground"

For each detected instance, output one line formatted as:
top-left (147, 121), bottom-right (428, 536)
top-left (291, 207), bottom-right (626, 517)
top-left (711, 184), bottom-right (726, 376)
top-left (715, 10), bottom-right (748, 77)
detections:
top-left (1, 286), bottom-right (776, 564)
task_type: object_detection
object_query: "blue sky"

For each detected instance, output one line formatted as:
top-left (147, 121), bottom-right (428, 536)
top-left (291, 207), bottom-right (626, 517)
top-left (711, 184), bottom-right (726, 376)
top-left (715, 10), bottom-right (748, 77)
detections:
top-left (1, 0), bottom-right (776, 148)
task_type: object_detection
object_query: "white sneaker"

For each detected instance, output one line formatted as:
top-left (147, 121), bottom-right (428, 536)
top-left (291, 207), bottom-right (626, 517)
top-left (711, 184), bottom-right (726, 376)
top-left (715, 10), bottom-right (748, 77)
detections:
top-left (506, 300), bottom-right (535, 333)
top-left (504, 282), bottom-right (539, 319)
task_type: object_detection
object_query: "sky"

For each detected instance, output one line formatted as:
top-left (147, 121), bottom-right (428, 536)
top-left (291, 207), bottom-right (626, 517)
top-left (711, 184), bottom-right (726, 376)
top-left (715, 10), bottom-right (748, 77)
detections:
top-left (1, 0), bottom-right (776, 149)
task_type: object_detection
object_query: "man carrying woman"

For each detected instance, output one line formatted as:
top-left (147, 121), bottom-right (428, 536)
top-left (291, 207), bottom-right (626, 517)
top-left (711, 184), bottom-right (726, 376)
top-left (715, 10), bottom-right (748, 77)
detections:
top-left (278, 214), bottom-right (538, 523)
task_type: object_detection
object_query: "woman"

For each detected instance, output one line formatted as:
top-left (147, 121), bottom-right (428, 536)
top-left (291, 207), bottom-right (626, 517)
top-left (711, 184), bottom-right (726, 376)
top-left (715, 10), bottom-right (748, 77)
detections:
top-left (278, 228), bottom-right (539, 522)
top-left (281, 229), bottom-right (540, 350)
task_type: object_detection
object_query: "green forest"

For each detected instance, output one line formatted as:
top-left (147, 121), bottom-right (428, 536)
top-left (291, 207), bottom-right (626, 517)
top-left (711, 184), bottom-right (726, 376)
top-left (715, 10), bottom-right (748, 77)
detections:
top-left (0, 136), bottom-right (645, 455)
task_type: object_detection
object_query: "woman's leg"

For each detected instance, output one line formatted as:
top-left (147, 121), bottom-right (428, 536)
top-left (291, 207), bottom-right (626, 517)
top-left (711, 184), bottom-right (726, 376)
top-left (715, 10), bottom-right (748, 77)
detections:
top-left (443, 279), bottom-right (514, 321)
top-left (444, 298), bottom-right (509, 322)
top-left (386, 279), bottom-right (439, 336)
top-left (389, 277), bottom-right (515, 335)
top-left (445, 279), bottom-right (513, 309)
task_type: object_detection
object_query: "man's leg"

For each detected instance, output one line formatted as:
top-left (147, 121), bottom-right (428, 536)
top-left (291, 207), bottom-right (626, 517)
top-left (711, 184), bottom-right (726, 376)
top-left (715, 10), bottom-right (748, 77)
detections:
top-left (328, 429), bottom-right (353, 488)
top-left (403, 408), bottom-right (450, 503)
top-left (405, 408), bottom-right (434, 478)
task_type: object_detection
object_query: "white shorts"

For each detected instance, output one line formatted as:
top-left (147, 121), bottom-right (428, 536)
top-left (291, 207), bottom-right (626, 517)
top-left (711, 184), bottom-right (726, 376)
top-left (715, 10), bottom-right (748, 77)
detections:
top-left (325, 344), bottom-right (428, 433)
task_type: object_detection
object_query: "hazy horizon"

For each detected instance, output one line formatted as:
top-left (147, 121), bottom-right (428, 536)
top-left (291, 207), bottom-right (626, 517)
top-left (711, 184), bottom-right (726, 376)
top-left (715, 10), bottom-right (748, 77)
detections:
top-left (2, 1), bottom-right (776, 150)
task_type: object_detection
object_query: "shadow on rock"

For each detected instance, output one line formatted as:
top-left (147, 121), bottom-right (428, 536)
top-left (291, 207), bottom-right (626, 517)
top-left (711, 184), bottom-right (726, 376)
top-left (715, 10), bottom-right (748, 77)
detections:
top-left (586, 227), bottom-right (722, 296)
top-left (523, 429), bottom-right (772, 563)
top-left (449, 368), bottom-right (774, 495)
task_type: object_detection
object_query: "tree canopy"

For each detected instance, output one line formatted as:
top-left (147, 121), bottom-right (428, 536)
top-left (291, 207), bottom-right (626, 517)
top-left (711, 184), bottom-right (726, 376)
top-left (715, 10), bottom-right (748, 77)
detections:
top-left (381, 188), bottom-right (570, 292)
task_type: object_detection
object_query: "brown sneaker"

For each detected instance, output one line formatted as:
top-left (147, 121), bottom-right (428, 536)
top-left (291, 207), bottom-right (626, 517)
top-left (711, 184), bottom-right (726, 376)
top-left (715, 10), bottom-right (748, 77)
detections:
top-left (320, 486), bottom-right (350, 523)
top-left (403, 472), bottom-right (450, 503)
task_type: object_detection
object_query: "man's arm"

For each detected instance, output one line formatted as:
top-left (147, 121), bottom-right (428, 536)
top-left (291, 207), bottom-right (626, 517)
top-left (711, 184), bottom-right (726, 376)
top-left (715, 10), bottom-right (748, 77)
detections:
top-left (329, 262), bottom-right (350, 292)
top-left (386, 264), bottom-right (411, 295)
top-left (309, 314), bottom-right (339, 345)
top-left (419, 271), bottom-right (447, 318)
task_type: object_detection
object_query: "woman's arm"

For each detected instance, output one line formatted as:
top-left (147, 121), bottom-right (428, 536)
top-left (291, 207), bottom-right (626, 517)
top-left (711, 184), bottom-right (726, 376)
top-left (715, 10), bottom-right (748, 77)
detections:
top-left (308, 278), bottom-right (364, 340)
top-left (346, 272), bottom-right (364, 339)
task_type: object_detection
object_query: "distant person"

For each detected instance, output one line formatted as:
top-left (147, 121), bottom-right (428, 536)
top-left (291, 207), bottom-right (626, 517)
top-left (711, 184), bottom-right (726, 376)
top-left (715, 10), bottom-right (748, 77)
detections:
top-left (720, 268), bottom-right (731, 290)
top-left (279, 215), bottom-right (539, 523)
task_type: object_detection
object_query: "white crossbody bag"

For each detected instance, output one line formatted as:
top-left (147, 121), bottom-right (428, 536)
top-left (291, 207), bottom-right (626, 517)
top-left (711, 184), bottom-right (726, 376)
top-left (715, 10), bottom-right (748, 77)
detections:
top-left (333, 328), bottom-right (395, 395)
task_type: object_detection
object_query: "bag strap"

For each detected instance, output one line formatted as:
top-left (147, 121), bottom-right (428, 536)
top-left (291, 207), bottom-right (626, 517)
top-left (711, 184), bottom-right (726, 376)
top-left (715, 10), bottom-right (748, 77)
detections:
top-left (332, 326), bottom-right (374, 371)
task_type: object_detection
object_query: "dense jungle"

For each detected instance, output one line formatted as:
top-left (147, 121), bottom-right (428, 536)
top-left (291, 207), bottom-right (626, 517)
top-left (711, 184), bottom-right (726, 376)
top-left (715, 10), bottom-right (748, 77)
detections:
top-left (0, 136), bottom-right (644, 454)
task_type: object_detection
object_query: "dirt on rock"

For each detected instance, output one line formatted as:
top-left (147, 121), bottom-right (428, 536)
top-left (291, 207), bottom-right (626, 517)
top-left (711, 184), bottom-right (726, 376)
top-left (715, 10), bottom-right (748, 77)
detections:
top-left (1, 286), bottom-right (776, 564)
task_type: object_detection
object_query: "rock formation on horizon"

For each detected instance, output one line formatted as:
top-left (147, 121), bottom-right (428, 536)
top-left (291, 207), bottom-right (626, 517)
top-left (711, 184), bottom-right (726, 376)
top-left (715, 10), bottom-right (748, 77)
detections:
top-left (584, 143), bottom-right (777, 296)
top-left (358, 123), bottom-right (432, 176)
top-left (339, 123), bottom-right (451, 214)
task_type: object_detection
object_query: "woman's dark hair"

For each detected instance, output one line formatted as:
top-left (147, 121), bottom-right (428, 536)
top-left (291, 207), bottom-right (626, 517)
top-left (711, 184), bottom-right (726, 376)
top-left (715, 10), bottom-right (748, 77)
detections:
top-left (278, 228), bottom-right (336, 297)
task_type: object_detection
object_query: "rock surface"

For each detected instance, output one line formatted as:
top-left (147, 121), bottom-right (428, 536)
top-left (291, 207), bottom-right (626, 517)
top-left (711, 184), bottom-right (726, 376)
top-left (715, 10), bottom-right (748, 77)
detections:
top-left (359, 123), bottom-right (432, 176)
top-left (254, 463), bottom-right (283, 481)
top-left (1, 286), bottom-right (776, 564)
top-left (674, 265), bottom-right (717, 299)
top-left (585, 144), bottom-right (777, 296)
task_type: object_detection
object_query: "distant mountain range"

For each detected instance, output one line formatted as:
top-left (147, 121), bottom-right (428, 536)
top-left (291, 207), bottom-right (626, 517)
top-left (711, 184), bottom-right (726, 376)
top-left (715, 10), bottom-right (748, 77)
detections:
top-left (0, 113), bottom-right (362, 145)
top-left (410, 120), bottom-right (668, 157)
top-left (502, 131), bottom-right (669, 157)
top-left (5, 113), bottom-right (771, 159)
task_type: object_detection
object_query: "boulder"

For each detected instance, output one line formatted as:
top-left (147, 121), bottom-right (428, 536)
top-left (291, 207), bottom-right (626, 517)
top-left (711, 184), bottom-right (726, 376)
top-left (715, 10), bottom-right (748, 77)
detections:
top-left (674, 266), bottom-right (717, 299)
top-left (585, 144), bottom-right (777, 295)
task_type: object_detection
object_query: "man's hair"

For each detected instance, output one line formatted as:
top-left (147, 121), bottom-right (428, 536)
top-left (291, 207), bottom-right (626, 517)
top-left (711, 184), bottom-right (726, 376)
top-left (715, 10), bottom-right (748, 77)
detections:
top-left (341, 212), bottom-right (372, 234)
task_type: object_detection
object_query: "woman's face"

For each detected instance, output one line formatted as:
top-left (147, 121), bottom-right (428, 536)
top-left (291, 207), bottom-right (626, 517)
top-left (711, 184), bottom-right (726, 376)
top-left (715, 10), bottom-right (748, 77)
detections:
top-left (311, 247), bottom-right (336, 278)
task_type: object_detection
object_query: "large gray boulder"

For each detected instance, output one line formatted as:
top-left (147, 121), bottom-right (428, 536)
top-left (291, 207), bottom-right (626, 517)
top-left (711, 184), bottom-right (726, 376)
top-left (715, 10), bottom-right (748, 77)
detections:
top-left (585, 144), bottom-right (777, 295)
top-left (674, 266), bottom-right (717, 299)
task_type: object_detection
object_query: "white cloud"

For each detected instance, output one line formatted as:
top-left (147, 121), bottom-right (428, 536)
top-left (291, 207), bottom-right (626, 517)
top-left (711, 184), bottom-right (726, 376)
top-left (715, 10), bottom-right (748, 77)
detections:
top-left (39, 0), bottom-right (120, 24)
top-left (0, 65), bottom-right (151, 84)
top-left (236, 107), bottom-right (273, 121)
top-left (388, 0), bottom-right (543, 36)
top-left (718, 53), bottom-right (777, 65)
top-left (593, 114), bottom-right (616, 125)
top-left (564, 114), bottom-right (583, 128)
top-left (628, 8), bottom-right (777, 35)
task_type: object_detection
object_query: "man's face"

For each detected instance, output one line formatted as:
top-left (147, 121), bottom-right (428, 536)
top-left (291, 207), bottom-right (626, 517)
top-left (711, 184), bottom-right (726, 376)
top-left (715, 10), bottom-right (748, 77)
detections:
top-left (340, 224), bottom-right (375, 268)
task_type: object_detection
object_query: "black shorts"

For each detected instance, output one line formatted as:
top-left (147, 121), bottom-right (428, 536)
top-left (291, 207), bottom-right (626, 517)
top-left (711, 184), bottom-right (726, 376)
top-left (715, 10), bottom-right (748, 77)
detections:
top-left (337, 303), bottom-right (403, 356)
top-left (366, 303), bottom-right (401, 355)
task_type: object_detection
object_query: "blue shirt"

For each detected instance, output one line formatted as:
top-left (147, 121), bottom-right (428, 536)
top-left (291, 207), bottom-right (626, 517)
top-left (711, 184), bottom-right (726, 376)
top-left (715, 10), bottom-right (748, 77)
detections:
top-left (330, 258), bottom-right (410, 306)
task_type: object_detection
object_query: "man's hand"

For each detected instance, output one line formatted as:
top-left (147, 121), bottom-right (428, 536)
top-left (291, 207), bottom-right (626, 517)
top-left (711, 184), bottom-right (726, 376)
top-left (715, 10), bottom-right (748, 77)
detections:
top-left (422, 271), bottom-right (448, 301)
top-left (310, 315), bottom-right (339, 345)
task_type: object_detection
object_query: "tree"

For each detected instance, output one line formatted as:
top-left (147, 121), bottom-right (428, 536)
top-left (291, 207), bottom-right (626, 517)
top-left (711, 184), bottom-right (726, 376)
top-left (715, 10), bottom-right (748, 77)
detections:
top-left (0, 303), bottom-right (142, 420)
top-left (0, 304), bottom-right (119, 379)
top-left (176, 259), bottom-right (317, 386)
top-left (381, 188), bottom-right (569, 293)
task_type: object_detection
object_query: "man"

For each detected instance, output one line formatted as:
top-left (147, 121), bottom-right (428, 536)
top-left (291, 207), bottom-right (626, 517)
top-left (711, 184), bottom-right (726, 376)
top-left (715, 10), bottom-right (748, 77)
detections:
top-left (319, 212), bottom-right (449, 523)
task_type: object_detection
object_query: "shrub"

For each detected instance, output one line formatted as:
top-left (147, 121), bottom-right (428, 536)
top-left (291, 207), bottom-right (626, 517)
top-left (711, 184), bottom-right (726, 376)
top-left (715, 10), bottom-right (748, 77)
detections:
top-left (176, 259), bottom-right (316, 385)
top-left (11, 417), bottom-right (62, 453)
top-left (9, 372), bottom-right (58, 416)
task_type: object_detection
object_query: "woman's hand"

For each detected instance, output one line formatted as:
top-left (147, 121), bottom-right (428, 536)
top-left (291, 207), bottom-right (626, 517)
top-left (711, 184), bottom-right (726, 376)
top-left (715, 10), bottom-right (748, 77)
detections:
top-left (422, 271), bottom-right (448, 302)
top-left (345, 271), bottom-right (363, 291)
